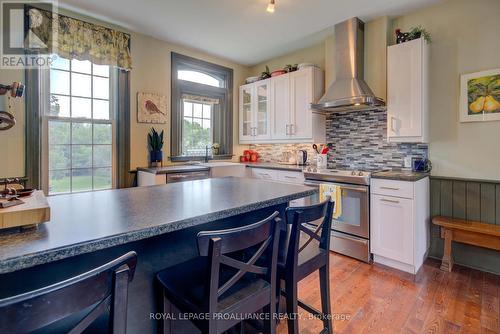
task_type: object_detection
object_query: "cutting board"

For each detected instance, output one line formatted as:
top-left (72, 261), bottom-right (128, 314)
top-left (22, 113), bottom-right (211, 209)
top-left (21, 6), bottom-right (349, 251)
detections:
top-left (0, 191), bottom-right (50, 229)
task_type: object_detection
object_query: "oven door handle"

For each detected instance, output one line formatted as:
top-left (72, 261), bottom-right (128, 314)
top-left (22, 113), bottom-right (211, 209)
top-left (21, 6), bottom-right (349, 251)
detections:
top-left (304, 181), bottom-right (368, 193)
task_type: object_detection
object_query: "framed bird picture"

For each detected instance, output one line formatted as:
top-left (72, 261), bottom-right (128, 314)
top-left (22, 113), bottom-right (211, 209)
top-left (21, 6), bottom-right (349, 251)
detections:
top-left (137, 92), bottom-right (168, 124)
top-left (460, 68), bottom-right (500, 122)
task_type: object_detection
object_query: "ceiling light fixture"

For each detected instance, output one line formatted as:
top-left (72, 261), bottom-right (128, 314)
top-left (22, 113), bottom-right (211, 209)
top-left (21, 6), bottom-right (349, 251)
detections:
top-left (266, 0), bottom-right (275, 13)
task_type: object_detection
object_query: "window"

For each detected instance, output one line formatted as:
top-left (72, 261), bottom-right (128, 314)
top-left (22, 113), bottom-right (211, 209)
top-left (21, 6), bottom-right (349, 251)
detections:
top-left (43, 56), bottom-right (114, 195)
top-left (171, 53), bottom-right (233, 161)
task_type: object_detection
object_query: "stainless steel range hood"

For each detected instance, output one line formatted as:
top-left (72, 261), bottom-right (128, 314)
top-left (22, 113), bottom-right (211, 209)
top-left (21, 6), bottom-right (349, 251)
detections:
top-left (311, 17), bottom-right (385, 112)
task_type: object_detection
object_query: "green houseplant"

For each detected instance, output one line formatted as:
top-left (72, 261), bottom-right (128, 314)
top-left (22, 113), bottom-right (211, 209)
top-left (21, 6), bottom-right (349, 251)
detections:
top-left (148, 127), bottom-right (164, 166)
top-left (408, 25), bottom-right (432, 43)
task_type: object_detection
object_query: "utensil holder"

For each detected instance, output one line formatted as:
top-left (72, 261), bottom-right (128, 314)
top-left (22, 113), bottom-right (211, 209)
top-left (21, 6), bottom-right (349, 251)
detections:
top-left (317, 154), bottom-right (328, 169)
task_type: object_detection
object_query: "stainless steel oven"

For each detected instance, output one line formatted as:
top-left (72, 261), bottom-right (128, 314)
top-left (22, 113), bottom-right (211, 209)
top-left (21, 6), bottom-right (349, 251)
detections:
top-left (304, 176), bottom-right (371, 262)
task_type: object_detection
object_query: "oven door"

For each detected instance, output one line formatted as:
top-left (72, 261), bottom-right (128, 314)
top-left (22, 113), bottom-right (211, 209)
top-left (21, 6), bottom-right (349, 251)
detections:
top-left (304, 180), bottom-right (369, 239)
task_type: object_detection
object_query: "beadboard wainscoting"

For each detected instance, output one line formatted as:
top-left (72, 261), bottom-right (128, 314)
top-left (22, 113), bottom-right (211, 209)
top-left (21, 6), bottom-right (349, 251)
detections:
top-left (430, 176), bottom-right (500, 274)
top-left (326, 109), bottom-right (428, 170)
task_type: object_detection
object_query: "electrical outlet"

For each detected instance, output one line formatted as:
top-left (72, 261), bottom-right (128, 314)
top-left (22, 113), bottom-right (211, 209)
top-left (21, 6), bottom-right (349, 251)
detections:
top-left (403, 156), bottom-right (413, 169)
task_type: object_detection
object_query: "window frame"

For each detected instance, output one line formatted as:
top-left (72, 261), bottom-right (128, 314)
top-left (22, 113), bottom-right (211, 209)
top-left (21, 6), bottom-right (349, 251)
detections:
top-left (40, 58), bottom-right (117, 195)
top-left (171, 52), bottom-right (233, 161)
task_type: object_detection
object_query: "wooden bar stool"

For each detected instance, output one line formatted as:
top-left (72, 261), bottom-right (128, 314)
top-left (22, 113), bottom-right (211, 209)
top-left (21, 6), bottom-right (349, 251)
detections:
top-left (280, 199), bottom-right (334, 334)
top-left (0, 251), bottom-right (137, 333)
top-left (156, 211), bottom-right (282, 334)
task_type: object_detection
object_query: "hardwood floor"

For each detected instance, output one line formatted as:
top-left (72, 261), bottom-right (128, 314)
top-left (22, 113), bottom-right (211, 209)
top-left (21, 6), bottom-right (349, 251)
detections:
top-left (276, 253), bottom-right (500, 334)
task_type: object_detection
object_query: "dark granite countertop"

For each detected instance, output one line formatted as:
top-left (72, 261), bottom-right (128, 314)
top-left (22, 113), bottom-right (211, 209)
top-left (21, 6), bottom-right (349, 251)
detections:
top-left (0, 178), bottom-right (316, 274)
top-left (245, 162), bottom-right (304, 172)
top-left (137, 165), bottom-right (210, 174)
top-left (372, 170), bottom-right (430, 182)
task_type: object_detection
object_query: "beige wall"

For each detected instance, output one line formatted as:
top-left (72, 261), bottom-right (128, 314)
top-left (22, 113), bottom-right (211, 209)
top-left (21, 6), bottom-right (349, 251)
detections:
top-left (0, 69), bottom-right (25, 178)
top-left (250, 42), bottom-right (326, 77)
top-left (392, 0), bottom-right (500, 180)
top-left (2, 0), bottom-right (499, 180)
top-left (247, 0), bottom-right (500, 180)
top-left (129, 33), bottom-right (249, 169)
top-left (0, 10), bottom-right (250, 179)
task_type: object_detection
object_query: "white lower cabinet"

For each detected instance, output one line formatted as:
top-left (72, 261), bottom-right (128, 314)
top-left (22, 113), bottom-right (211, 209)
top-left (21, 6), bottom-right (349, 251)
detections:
top-left (371, 195), bottom-right (413, 264)
top-left (370, 177), bottom-right (430, 274)
top-left (250, 168), bottom-right (306, 206)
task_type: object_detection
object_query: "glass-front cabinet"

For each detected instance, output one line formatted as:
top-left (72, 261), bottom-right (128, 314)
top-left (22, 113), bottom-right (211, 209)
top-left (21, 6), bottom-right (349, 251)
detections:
top-left (239, 79), bottom-right (271, 143)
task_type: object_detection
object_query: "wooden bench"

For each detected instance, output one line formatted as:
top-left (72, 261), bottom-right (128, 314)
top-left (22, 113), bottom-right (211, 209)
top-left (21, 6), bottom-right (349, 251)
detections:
top-left (432, 216), bottom-right (500, 272)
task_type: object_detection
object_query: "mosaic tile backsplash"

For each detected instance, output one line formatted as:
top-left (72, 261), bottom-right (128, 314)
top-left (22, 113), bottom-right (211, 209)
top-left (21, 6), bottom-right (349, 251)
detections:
top-left (250, 109), bottom-right (428, 171)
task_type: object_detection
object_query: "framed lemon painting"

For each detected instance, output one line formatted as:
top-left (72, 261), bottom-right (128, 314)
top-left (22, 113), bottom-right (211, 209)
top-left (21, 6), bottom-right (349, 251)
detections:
top-left (460, 69), bottom-right (500, 122)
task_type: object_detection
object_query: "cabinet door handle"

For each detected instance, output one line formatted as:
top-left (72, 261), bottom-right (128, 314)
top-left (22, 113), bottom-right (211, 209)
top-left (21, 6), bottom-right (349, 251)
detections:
top-left (284, 176), bottom-right (297, 179)
top-left (381, 186), bottom-right (400, 191)
top-left (381, 198), bottom-right (400, 204)
top-left (390, 116), bottom-right (396, 132)
top-left (289, 124), bottom-right (295, 135)
top-left (285, 124), bottom-right (289, 135)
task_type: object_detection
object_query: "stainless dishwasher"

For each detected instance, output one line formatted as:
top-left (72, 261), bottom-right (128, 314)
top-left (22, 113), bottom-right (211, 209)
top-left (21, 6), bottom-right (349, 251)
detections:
top-left (166, 170), bottom-right (210, 183)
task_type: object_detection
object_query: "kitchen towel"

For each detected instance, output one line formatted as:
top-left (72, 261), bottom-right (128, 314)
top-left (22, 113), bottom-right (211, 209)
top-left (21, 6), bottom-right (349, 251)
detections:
top-left (319, 184), bottom-right (342, 219)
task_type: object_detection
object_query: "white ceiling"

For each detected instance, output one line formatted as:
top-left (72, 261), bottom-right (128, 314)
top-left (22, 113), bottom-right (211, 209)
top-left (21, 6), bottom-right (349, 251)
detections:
top-left (59, 0), bottom-right (440, 66)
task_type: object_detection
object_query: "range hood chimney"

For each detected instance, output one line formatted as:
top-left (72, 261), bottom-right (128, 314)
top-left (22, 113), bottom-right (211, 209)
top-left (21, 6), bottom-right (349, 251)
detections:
top-left (311, 17), bottom-right (385, 112)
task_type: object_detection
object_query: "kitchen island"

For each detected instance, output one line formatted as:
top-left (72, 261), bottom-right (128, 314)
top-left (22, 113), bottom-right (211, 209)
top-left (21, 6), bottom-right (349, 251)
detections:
top-left (0, 177), bottom-right (316, 333)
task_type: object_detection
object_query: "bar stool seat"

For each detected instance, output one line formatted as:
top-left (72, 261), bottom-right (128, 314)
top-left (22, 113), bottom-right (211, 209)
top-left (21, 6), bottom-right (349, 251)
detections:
top-left (155, 211), bottom-right (282, 334)
top-left (156, 257), bottom-right (271, 314)
top-left (279, 246), bottom-right (328, 281)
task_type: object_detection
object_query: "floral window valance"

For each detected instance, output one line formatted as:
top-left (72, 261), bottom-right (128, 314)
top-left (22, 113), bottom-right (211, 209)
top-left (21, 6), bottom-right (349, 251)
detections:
top-left (26, 7), bottom-right (132, 70)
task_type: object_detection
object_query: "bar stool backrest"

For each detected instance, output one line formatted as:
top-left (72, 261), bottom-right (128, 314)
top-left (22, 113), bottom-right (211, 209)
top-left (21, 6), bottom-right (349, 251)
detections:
top-left (0, 251), bottom-right (137, 334)
top-left (197, 211), bottom-right (282, 313)
top-left (284, 199), bottom-right (334, 269)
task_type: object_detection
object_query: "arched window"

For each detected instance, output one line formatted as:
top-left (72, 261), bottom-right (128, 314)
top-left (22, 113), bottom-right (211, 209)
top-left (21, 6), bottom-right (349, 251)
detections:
top-left (171, 53), bottom-right (233, 160)
top-left (178, 70), bottom-right (222, 88)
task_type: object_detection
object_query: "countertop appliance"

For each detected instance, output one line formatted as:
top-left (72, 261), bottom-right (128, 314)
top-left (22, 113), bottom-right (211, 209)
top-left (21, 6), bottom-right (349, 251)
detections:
top-left (311, 17), bottom-right (385, 112)
top-left (296, 150), bottom-right (308, 165)
top-left (303, 167), bottom-right (371, 262)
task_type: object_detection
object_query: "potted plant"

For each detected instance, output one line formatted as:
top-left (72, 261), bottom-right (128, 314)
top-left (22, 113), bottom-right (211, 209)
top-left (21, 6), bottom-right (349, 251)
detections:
top-left (148, 127), bottom-right (164, 167)
top-left (407, 25), bottom-right (432, 43)
top-left (396, 26), bottom-right (432, 44)
top-left (284, 64), bottom-right (298, 73)
top-left (212, 143), bottom-right (220, 156)
top-left (259, 65), bottom-right (271, 80)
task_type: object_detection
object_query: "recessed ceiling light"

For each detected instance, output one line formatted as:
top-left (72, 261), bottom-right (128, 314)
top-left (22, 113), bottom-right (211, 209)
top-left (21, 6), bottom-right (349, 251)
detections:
top-left (266, 0), bottom-right (275, 13)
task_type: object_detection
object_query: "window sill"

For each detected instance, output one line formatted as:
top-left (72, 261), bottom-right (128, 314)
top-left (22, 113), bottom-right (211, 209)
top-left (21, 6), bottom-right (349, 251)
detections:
top-left (170, 155), bottom-right (234, 162)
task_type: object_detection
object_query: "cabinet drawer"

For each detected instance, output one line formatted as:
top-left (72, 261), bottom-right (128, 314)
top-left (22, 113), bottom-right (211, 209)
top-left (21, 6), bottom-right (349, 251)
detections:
top-left (277, 171), bottom-right (305, 184)
top-left (371, 179), bottom-right (414, 199)
top-left (251, 168), bottom-right (278, 181)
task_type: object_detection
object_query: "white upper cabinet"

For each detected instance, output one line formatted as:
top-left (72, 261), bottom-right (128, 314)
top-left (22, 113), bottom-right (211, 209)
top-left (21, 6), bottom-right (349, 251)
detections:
top-left (387, 37), bottom-right (429, 143)
top-left (289, 69), bottom-right (313, 139)
top-left (239, 67), bottom-right (325, 144)
top-left (239, 79), bottom-right (271, 142)
top-left (254, 80), bottom-right (271, 139)
top-left (239, 84), bottom-right (254, 141)
top-left (270, 75), bottom-right (289, 140)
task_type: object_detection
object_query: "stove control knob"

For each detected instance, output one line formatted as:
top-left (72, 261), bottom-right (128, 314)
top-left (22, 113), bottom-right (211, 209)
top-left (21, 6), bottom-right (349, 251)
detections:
top-left (306, 167), bottom-right (311, 172)
top-left (351, 171), bottom-right (357, 176)
top-left (313, 168), bottom-right (317, 173)
top-left (358, 171), bottom-right (364, 176)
